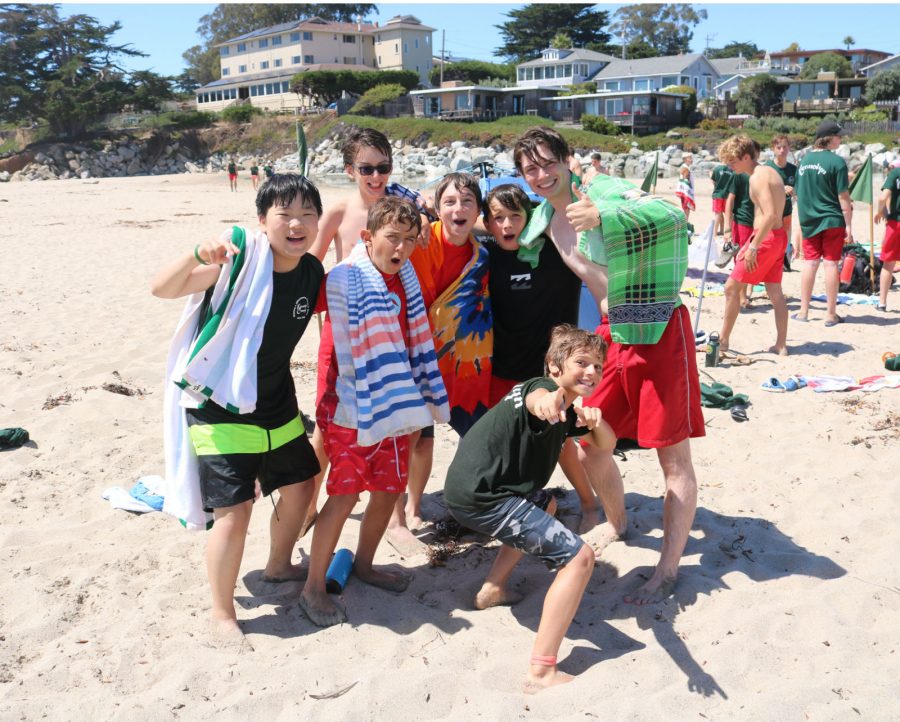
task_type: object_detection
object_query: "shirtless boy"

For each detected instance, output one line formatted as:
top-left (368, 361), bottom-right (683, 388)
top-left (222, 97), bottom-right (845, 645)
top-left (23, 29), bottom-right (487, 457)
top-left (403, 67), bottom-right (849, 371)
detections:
top-left (717, 135), bottom-right (789, 356)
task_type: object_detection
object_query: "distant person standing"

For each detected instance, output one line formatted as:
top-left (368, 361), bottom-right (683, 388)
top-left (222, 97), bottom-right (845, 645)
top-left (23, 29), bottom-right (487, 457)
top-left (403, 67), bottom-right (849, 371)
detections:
top-left (250, 160), bottom-right (260, 191)
top-left (874, 160), bottom-right (900, 312)
top-left (581, 152), bottom-right (608, 187)
top-left (227, 157), bottom-right (237, 192)
top-left (675, 152), bottom-right (695, 228)
top-left (765, 135), bottom-right (798, 271)
top-left (263, 161), bottom-right (275, 180)
top-left (710, 162), bottom-right (734, 238)
top-left (794, 121), bottom-right (853, 327)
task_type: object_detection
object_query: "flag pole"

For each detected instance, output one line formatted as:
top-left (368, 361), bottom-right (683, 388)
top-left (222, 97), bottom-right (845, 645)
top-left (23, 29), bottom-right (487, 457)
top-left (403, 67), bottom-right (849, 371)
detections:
top-left (693, 220), bottom-right (717, 335)
top-left (869, 200), bottom-right (876, 290)
top-left (652, 151), bottom-right (658, 194)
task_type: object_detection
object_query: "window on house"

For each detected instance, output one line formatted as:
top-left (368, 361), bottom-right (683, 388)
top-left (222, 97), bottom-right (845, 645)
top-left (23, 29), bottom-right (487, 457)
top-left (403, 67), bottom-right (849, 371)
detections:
top-left (220, 46), bottom-right (229, 56)
top-left (426, 36), bottom-right (430, 45)
top-left (266, 83), bottom-right (275, 94)
top-left (290, 32), bottom-right (300, 42)
top-left (693, 77), bottom-right (698, 89)
top-left (272, 36), bottom-right (282, 46)
top-left (236, 42), bottom-right (246, 52)
top-left (404, 43), bottom-right (408, 53)
top-left (525, 67), bottom-right (533, 80)
top-left (238, 64), bottom-right (247, 73)
top-left (395, 43), bottom-right (398, 53)
top-left (518, 68), bottom-right (525, 81)
top-left (605, 81), bottom-right (619, 90)
top-left (680, 75), bottom-right (689, 85)
top-left (534, 67), bottom-right (543, 80)
top-left (282, 81), bottom-right (290, 93)
top-left (634, 78), bottom-right (648, 91)
top-left (343, 34), bottom-right (355, 43)
top-left (378, 55), bottom-right (381, 64)
top-left (343, 57), bottom-right (357, 65)
top-left (260, 61), bottom-right (269, 69)
top-left (661, 75), bottom-right (677, 86)
top-left (250, 86), bottom-right (257, 97)
top-left (304, 55), bottom-right (314, 64)
top-left (292, 56), bottom-right (300, 65)
top-left (274, 58), bottom-right (282, 67)
top-left (605, 98), bottom-right (624, 115)
top-left (563, 64), bottom-right (572, 77)
top-left (303, 31), bottom-right (312, 41)
top-left (415, 39), bottom-right (419, 49)
top-left (222, 67), bottom-right (230, 76)
top-left (258, 38), bottom-right (268, 49)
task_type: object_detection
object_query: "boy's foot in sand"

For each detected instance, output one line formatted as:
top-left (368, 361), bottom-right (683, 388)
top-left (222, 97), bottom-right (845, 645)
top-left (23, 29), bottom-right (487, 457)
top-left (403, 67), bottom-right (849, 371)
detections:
top-left (299, 591), bottom-right (347, 628)
top-left (623, 574), bottom-right (676, 605)
top-left (577, 505), bottom-right (602, 534)
top-left (474, 584), bottom-right (524, 610)
top-left (523, 668), bottom-right (574, 695)
top-left (386, 524), bottom-right (427, 556)
top-left (355, 565), bottom-right (412, 593)
top-left (261, 561), bottom-right (308, 584)
top-left (405, 511), bottom-right (426, 532)
top-left (767, 344), bottom-right (789, 357)
top-left (209, 617), bottom-right (255, 651)
top-left (583, 522), bottom-right (626, 561)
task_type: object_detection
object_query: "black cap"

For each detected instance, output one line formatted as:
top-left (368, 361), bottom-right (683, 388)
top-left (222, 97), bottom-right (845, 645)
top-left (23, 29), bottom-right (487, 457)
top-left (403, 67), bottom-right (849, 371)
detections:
top-left (815, 120), bottom-right (844, 140)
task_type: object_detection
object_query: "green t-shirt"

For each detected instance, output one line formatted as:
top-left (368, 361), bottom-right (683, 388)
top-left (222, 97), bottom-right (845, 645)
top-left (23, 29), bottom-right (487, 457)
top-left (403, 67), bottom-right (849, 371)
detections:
top-left (711, 164), bottom-right (734, 200)
top-left (765, 160), bottom-right (797, 217)
top-left (227, 162), bottom-right (236, 174)
top-left (263, 165), bottom-right (274, 178)
top-left (726, 172), bottom-right (755, 227)
top-left (881, 167), bottom-right (900, 221)
top-left (443, 377), bottom-right (589, 512)
top-left (796, 150), bottom-right (848, 238)
top-left (250, 165), bottom-right (259, 176)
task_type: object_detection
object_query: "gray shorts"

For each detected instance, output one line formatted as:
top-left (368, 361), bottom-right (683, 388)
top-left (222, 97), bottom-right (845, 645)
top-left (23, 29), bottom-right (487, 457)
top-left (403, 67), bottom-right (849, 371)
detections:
top-left (449, 496), bottom-right (584, 570)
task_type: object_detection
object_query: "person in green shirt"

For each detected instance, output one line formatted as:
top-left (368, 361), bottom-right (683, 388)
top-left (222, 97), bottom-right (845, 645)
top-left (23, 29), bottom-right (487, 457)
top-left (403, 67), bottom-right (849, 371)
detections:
top-left (711, 163), bottom-right (733, 237)
top-left (444, 324), bottom-right (615, 694)
top-left (874, 160), bottom-right (900, 311)
top-left (794, 121), bottom-right (853, 326)
top-left (249, 160), bottom-right (260, 191)
top-left (226, 157), bottom-right (237, 192)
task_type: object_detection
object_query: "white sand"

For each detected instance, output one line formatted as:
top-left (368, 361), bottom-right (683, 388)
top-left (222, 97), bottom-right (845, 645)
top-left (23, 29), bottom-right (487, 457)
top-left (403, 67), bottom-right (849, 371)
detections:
top-left (1, 171), bottom-right (898, 719)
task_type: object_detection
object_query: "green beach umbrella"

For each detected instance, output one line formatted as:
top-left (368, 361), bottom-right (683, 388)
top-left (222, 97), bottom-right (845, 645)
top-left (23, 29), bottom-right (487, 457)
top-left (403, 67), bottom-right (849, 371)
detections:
top-left (641, 152), bottom-right (658, 193)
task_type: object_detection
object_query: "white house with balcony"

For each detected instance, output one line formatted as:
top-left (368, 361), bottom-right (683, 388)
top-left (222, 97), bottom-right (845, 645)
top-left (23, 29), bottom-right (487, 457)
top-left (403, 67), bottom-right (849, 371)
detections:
top-left (591, 53), bottom-right (720, 100)
top-left (515, 48), bottom-right (616, 89)
top-left (710, 54), bottom-right (789, 101)
top-left (195, 14), bottom-right (435, 112)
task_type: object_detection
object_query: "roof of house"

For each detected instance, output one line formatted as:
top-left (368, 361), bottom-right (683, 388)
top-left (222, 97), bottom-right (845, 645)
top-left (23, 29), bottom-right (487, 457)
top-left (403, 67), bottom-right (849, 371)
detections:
top-left (219, 14), bottom-right (433, 46)
top-left (770, 48), bottom-right (890, 58)
top-left (861, 53), bottom-right (900, 73)
top-left (517, 48), bottom-right (617, 68)
top-left (592, 53), bottom-right (717, 79)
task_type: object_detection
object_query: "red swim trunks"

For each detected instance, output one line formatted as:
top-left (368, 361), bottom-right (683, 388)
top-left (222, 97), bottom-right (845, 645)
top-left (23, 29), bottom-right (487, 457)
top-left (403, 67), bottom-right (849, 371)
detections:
top-left (733, 222), bottom-right (754, 248)
top-left (712, 198), bottom-right (726, 214)
top-left (584, 305), bottom-right (705, 448)
top-left (679, 196), bottom-right (696, 213)
top-left (228, 173), bottom-right (237, 181)
top-left (316, 389), bottom-right (410, 496)
top-left (731, 227), bottom-right (788, 285)
top-left (802, 225), bottom-right (845, 262)
top-left (882, 220), bottom-right (900, 263)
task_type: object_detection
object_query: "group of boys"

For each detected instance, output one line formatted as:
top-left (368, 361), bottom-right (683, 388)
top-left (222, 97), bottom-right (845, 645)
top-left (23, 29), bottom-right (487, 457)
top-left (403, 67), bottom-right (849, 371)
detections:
top-left (226, 158), bottom-right (274, 192)
top-left (156, 125), bottom-right (707, 693)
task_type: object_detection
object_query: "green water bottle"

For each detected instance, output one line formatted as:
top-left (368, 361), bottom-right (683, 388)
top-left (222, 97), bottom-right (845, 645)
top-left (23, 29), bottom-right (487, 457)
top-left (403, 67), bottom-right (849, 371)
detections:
top-left (705, 332), bottom-right (720, 368)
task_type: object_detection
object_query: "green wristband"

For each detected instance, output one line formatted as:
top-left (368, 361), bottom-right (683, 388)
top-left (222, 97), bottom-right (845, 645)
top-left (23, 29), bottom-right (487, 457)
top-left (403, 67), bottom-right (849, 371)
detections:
top-left (194, 245), bottom-right (210, 265)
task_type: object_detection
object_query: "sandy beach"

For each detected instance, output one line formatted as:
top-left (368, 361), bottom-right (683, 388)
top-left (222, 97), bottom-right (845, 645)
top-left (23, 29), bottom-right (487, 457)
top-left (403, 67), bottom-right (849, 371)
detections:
top-left (1, 169), bottom-right (898, 720)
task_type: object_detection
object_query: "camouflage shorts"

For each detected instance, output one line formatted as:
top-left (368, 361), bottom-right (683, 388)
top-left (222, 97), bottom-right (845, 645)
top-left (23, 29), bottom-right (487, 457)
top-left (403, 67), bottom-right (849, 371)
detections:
top-left (449, 495), bottom-right (584, 570)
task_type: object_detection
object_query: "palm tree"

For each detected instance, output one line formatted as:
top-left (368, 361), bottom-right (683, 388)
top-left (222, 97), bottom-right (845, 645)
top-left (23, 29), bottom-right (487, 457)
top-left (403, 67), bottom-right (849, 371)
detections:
top-left (843, 35), bottom-right (855, 51)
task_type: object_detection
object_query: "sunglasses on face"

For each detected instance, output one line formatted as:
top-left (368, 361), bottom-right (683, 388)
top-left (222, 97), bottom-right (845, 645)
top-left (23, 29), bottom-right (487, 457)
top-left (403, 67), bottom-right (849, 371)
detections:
top-left (355, 163), bottom-right (392, 176)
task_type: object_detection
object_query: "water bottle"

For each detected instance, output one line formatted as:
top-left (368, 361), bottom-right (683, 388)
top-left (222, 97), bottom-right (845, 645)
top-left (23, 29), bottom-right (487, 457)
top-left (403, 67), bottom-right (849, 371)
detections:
top-left (325, 548), bottom-right (354, 594)
top-left (705, 332), bottom-right (720, 368)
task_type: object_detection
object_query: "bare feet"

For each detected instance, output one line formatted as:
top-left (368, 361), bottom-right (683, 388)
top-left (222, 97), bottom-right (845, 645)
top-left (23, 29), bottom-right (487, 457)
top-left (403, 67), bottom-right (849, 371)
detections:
top-left (524, 667), bottom-right (574, 694)
top-left (767, 344), bottom-right (789, 357)
top-left (261, 561), bottom-right (308, 584)
top-left (577, 505), bottom-right (602, 534)
top-left (354, 565), bottom-right (412, 593)
top-left (405, 512), bottom-right (426, 532)
top-left (623, 573), bottom-right (676, 605)
top-left (299, 591), bottom-right (347, 627)
top-left (385, 524), bottom-right (427, 556)
top-left (719, 339), bottom-right (730, 354)
top-left (474, 583), bottom-right (524, 610)
top-left (209, 616), bottom-right (254, 651)
top-left (583, 522), bottom-right (626, 561)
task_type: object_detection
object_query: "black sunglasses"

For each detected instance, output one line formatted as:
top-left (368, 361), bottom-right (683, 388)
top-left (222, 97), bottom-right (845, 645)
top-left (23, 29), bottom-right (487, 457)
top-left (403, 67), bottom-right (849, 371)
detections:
top-left (355, 163), bottom-right (392, 176)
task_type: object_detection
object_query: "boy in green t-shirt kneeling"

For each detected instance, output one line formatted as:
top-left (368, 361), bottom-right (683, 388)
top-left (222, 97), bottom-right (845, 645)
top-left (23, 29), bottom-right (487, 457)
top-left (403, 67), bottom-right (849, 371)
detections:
top-left (443, 325), bottom-right (616, 694)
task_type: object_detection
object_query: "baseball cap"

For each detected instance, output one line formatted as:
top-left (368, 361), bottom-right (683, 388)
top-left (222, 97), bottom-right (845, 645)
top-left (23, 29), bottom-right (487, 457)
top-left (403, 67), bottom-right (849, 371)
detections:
top-left (815, 120), bottom-right (845, 139)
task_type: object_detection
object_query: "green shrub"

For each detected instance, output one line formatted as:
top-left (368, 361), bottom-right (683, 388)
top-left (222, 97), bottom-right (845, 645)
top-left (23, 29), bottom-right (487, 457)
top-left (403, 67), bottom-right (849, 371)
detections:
top-left (698, 118), bottom-right (731, 131)
top-left (220, 104), bottom-right (264, 124)
top-left (169, 110), bottom-right (216, 129)
top-left (350, 84), bottom-right (407, 115)
top-left (581, 114), bottom-right (620, 135)
top-left (849, 105), bottom-right (889, 122)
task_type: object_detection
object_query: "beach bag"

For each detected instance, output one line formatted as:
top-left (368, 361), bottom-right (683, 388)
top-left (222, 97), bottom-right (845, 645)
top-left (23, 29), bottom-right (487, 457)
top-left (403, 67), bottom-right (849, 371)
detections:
top-left (838, 243), bottom-right (883, 295)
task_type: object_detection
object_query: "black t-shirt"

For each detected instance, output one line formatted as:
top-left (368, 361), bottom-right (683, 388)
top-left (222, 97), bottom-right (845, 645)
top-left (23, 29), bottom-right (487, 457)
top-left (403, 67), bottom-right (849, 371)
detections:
top-left (485, 237), bottom-right (581, 380)
top-left (188, 254), bottom-right (324, 428)
top-left (443, 377), bottom-right (589, 511)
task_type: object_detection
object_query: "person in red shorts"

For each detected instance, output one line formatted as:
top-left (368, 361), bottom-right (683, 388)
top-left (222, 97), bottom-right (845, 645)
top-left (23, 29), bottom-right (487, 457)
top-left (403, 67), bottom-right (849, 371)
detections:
top-left (874, 160), bottom-right (900, 312)
top-left (794, 121), bottom-right (853, 326)
top-left (300, 198), bottom-right (449, 627)
top-left (716, 135), bottom-right (789, 355)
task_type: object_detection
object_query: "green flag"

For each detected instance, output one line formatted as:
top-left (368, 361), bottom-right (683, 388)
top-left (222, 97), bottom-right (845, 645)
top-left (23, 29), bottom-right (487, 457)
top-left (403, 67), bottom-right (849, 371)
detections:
top-left (641, 152), bottom-right (658, 193)
top-left (296, 120), bottom-right (308, 177)
top-left (849, 153), bottom-right (872, 205)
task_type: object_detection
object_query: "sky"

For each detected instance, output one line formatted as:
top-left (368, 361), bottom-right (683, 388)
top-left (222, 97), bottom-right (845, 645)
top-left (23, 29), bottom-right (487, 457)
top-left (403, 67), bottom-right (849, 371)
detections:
top-left (58, 2), bottom-right (900, 77)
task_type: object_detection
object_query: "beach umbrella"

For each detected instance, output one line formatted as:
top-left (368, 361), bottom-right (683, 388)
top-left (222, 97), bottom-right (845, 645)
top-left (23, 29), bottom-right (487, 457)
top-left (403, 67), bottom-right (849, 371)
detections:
top-left (641, 152), bottom-right (658, 193)
top-left (296, 120), bottom-right (308, 177)
top-left (848, 153), bottom-right (875, 288)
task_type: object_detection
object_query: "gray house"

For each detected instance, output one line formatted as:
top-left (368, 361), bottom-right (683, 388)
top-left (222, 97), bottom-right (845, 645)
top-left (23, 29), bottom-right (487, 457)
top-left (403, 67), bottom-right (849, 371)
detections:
top-left (515, 47), bottom-right (616, 90)
top-left (592, 53), bottom-right (720, 100)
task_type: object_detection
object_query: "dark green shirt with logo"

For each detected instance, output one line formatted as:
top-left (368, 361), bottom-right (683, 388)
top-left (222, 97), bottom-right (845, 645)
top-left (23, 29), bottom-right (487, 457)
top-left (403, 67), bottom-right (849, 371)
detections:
top-left (711, 164), bottom-right (734, 200)
top-left (726, 172), bottom-right (755, 227)
top-left (765, 160), bottom-right (797, 217)
top-left (881, 167), bottom-right (900, 221)
top-left (443, 377), bottom-right (589, 512)
top-left (796, 150), bottom-right (848, 238)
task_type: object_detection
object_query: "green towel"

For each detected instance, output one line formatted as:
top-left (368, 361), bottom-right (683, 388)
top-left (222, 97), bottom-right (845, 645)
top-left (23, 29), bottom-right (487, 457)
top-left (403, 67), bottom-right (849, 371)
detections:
top-left (700, 382), bottom-right (749, 409)
top-left (0, 427), bottom-right (29, 449)
top-left (885, 354), bottom-right (900, 371)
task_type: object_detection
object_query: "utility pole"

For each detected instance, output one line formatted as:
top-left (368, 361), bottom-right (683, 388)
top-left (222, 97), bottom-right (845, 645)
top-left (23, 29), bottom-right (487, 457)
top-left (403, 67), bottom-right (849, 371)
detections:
top-left (621, 26), bottom-right (626, 60)
top-left (704, 33), bottom-right (717, 56)
top-left (440, 30), bottom-right (445, 85)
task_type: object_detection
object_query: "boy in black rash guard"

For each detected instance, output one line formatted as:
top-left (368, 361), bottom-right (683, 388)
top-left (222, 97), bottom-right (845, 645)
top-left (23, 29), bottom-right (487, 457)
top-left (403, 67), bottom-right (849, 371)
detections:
top-left (444, 325), bottom-right (616, 694)
top-left (483, 184), bottom-right (602, 532)
top-left (152, 174), bottom-right (324, 644)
